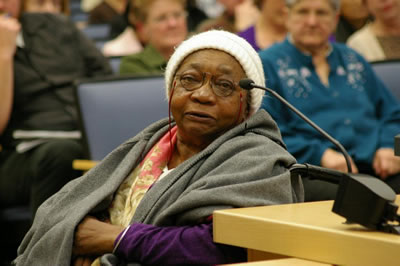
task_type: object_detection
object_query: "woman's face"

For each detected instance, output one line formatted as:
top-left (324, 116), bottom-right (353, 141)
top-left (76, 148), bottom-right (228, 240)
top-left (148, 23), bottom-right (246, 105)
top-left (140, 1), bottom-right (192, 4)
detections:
top-left (143, 0), bottom-right (187, 53)
top-left (366, 0), bottom-right (400, 22)
top-left (24, 0), bottom-right (62, 14)
top-left (171, 49), bottom-right (248, 146)
top-left (262, 0), bottom-right (288, 28)
top-left (286, 0), bottom-right (338, 50)
top-left (340, 0), bottom-right (369, 20)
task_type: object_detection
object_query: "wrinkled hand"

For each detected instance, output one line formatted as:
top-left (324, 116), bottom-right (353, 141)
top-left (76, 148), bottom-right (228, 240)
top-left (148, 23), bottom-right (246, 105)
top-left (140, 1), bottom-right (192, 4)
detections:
top-left (0, 15), bottom-right (20, 58)
top-left (373, 148), bottom-right (400, 179)
top-left (73, 216), bottom-right (125, 257)
top-left (234, 0), bottom-right (260, 31)
top-left (321, 148), bottom-right (359, 173)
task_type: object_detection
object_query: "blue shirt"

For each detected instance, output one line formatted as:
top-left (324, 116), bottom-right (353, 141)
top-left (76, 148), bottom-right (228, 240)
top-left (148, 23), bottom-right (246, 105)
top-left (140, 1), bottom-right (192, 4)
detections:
top-left (259, 38), bottom-right (400, 165)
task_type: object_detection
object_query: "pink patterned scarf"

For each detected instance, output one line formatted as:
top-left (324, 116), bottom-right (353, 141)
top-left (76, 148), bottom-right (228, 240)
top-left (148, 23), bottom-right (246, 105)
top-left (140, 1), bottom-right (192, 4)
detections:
top-left (109, 126), bottom-right (178, 226)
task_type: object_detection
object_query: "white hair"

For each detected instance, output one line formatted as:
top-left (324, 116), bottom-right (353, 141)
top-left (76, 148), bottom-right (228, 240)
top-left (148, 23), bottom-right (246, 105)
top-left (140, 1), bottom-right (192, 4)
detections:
top-left (285, 0), bottom-right (341, 10)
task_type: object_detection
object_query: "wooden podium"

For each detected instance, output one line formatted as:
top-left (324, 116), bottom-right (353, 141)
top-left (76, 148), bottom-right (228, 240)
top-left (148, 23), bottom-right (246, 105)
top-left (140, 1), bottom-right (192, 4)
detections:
top-left (214, 196), bottom-right (400, 266)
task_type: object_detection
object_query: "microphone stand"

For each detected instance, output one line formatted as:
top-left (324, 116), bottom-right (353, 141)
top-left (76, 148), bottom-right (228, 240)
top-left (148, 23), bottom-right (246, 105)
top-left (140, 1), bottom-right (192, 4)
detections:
top-left (239, 78), bottom-right (400, 234)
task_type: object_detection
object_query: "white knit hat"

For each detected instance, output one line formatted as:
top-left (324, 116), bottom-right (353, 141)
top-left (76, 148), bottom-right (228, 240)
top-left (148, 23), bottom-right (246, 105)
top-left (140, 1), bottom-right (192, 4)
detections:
top-left (164, 30), bottom-right (265, 117)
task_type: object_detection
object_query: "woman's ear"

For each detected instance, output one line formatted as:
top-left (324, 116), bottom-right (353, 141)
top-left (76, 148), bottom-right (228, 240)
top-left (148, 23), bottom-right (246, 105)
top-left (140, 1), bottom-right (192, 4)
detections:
top-left (135, 22), bottom-right (148, 44)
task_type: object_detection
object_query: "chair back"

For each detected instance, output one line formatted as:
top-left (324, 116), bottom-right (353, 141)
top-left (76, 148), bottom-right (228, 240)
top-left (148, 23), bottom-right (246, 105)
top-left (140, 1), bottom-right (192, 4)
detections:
top-left (75, 75), bottom-right (167, 161)
top-left (371, 60), bottom-right (400, 101)
top-left (108, 56), bottom-right (122, 74)
top-left (81, 23), bottom-right (111, 41)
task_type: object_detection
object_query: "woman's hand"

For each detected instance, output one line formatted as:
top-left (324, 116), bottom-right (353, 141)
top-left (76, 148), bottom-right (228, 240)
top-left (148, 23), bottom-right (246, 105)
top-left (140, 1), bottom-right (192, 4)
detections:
top-left (0, 15), bottom-right (20, 134)
top-left (373, 148), bottom-right (400, 179)
top-left (73, 216), bottom-right (125, 257)
top-left (0, 15), bottom-right (20, 59)
top-left (321, 148), bottom-right (358, 173)
top-left (234, 0), bottom-right (259, 31)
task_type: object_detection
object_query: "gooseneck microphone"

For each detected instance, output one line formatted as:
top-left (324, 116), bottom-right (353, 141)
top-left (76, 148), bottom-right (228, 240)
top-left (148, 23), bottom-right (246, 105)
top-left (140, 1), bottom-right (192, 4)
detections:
top-left (239, 78), bottom-right (353, 173)
top-left (240, 79), bottom-right (400, 233)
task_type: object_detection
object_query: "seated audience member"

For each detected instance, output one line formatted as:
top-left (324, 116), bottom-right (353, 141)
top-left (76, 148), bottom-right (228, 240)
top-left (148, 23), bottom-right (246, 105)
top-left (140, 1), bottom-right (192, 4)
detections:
top-left (347, 0), bottom-right (400, 61)
top-left (196, 0), bottom-right (259, 33)
top-left (102, 0), bottom-right (144, 57)
top-left (259, 0), bottom-right (400, 201)
top-left (334, 0), bottom-right (370, 42)
top-left (238, 0), bottom-right (287, 51)
top-left (89, 0), bottom-right (127, 25)
top-left (23, 0), bottom-right (70, 15)
top-left (0, 0), bottom-right (112, 216)
top-left (14, 30), bottom-right (304, 266)
top-left (119, 0), bottom-right (188, 75)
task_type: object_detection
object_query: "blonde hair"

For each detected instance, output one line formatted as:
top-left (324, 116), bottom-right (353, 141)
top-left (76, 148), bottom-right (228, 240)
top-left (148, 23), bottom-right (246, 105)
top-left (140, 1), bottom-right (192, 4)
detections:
top-left (132, 0), bottom-right (186, 23)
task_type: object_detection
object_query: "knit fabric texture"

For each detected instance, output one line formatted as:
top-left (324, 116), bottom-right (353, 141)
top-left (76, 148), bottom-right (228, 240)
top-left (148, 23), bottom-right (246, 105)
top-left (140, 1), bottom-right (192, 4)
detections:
top-left (164, 30), bottom-right (265, 117)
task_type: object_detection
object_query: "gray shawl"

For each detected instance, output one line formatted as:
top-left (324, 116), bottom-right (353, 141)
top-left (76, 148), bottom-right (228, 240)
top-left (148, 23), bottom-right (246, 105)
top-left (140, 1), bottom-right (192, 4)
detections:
top-left (15, 109), bottom-right (303, 265)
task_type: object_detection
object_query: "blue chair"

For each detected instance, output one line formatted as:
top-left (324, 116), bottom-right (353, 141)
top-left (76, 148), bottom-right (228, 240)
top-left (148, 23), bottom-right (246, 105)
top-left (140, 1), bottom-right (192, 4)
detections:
top-left (371, 60), bottom-right (400, 101)
top-left (69, 0), bottom-right (89, 23)
top-left (74, 75), bottom-right (168, 161)
top-left (81, 24), bottom-right (111, 41)
top-left (108, 56), bottom-right (122, 74)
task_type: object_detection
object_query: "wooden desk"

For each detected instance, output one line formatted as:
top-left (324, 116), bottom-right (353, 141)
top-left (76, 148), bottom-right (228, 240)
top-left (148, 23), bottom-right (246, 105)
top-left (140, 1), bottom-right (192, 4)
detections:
top-left (228, 258), bottom-right (329, 266)
top-left (214, 196), bottom-right (400, 266)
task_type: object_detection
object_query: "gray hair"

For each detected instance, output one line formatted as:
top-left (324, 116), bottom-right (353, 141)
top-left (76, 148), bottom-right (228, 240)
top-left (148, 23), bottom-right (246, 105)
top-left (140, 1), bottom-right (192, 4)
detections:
top-left (285, 0), bottom-right (341, 11)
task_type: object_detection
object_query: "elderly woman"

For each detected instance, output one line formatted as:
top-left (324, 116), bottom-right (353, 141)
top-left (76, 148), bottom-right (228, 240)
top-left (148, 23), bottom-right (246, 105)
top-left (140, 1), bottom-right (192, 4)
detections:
top-left (347, 0), bottom-right (400, 61)
top-left (260, 0), bottom-right (400, 201)
top-left (14, 30), bottom-right (303, 265)
top-left (119, 0), bottom-right (188, 75)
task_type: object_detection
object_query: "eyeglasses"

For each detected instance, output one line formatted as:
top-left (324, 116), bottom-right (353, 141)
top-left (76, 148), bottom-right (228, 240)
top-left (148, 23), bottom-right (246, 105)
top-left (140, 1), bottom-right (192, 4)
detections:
top-left (292, 7), bottom-right (334, 21)
top-left (176, 72), bottom-right (239, 97)
top-left (152, 10), bottom-right (187, 25)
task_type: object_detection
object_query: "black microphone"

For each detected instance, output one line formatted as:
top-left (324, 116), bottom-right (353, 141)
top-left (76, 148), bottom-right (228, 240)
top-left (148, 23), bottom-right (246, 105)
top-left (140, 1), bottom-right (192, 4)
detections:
top-left (240, 78), bottom-right (400, 234)
top-left (239, 78), bottom-right (353, 173)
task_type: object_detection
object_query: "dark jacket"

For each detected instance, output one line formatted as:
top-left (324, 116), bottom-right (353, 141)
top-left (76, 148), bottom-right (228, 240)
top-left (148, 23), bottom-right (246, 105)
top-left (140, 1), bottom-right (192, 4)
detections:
top-left (1, 13), bottom-right (112, 148)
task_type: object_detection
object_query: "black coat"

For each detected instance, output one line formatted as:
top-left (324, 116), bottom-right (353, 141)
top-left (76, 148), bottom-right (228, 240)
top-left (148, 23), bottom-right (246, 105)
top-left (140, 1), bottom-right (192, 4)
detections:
top-left (1, 13), bottom-right (112, 147)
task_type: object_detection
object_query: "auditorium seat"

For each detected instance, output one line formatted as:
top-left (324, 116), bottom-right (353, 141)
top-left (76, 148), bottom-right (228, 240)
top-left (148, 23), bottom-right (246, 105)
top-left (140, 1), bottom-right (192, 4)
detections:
top-left (74, 74), bottom-right (168, 161)
top-left (371, 59), bottom-right (400, 101)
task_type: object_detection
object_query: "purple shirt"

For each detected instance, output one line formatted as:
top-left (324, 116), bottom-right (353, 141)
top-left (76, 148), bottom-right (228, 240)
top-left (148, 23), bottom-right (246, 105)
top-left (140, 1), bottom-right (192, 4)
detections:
top-left (114, 222), bottom-right (246, 265)
top-left (238, 26), bottom-right (261, 52)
